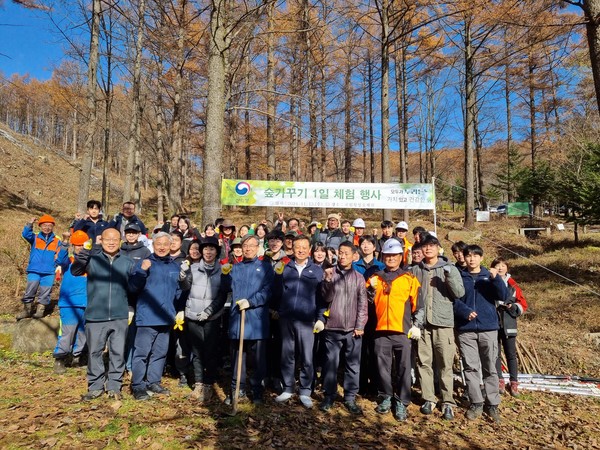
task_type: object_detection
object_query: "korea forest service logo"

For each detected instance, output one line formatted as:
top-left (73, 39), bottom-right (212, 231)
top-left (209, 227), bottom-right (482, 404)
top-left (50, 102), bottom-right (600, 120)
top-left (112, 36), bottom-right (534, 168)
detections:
top-left (235, 182), bottom-right (251, 196)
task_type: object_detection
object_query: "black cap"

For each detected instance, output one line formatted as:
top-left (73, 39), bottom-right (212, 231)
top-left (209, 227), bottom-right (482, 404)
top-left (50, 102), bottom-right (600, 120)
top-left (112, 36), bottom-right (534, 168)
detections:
top-left (199, 236), bottom-right (221, 252)
top-left (124, 223), bottom-right (141, 232)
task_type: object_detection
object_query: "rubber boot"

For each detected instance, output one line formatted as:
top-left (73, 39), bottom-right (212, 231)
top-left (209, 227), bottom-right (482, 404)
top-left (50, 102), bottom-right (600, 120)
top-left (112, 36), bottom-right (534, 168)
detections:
top-left (54, 359), bottom-right (66, 374)
top-left (32, 303), bottom-right (46, 319)
top-left (16, 302), bottom-right (33, 320)
top-left (509, 381), bottom-right (520, 398)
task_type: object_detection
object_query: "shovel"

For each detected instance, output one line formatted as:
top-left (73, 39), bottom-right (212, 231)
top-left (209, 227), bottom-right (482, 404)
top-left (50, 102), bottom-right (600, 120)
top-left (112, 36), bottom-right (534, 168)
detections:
top-left (230, 308), bottom-right (246, 416)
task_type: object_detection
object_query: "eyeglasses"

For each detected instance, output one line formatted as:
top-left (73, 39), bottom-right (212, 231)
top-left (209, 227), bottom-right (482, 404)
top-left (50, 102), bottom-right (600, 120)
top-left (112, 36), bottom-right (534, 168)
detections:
top-left (242, 244), bottom-right (258, 248)
top-left (102, 238), bottom-right (120, 243)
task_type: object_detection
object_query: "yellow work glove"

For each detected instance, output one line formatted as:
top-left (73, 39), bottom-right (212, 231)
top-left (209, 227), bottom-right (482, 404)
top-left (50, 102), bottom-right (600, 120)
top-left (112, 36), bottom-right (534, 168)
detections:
top-left (83, 239), bottom-right (93, 250)
top-left (274, 261), bottom-right (285, 275)
top-left (222, 263), bottom-right (232, 275)
top-left (174, 311), bottom-right (184, 330)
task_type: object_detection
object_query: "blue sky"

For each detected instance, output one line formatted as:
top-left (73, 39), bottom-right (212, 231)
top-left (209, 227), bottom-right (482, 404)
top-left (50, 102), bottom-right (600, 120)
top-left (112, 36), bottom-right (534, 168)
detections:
top-left (0, 2), bottom-right (65, 80)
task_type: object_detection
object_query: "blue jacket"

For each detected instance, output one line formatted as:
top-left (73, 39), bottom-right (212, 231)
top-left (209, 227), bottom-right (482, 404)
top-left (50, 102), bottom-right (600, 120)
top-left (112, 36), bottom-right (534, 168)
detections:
top-left (454, 267), bottom-right (507, 333)
top-left (224, 257), bottom-right (274, 340)
top-left (272, 259), bottom-right (325, 322)
top-left (58, 259), bottom-right (87, 308)
top-left (71, 248), bottom-right (135, 322)
top-left (128, 253), bottom-right (188, 327)
top-left (22, 224), bottom-right (63, 275)
top-left (109, 213), bottom-right (148, 236)
top-left (73, 218), bottom-right (110, 243)
top-left (353, 257), bottom-right (385, 277)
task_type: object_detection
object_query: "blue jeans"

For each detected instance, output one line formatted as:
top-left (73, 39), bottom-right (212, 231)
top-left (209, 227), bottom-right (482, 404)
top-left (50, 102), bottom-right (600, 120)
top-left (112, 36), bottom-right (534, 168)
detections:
top-left (131, 325), bottom-right (170, 390)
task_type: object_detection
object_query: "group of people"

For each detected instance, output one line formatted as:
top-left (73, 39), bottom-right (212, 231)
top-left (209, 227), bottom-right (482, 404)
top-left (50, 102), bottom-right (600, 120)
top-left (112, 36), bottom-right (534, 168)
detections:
top-left (18, 201), bottom-right (527, 423)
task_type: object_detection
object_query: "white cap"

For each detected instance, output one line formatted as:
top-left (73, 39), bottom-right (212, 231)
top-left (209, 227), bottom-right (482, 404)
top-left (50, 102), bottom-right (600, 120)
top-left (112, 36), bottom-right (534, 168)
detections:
top-left (395, 221), bottom-right (409, 230)
top-left (429, 231), bottom-right (437, 238)
top-left (382, 239), bottom-right (403, 254)
top-left (352, 218), bottom-right (366, 228)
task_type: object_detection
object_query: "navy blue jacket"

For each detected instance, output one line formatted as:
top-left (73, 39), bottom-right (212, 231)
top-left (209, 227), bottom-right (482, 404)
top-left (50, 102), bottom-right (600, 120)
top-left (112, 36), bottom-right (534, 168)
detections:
top-left (109, 213), bottom-right (148, 236)
top-left (454, 267), bottom-right (508, 333)
top-left (272, 259), bottom-right (325, 322)
top-left (128, 253), bottom-right (189, 327)
top-left (223, 257), bottom-right (274, 340)
top-left (73, 218), bottom-right (110, 243)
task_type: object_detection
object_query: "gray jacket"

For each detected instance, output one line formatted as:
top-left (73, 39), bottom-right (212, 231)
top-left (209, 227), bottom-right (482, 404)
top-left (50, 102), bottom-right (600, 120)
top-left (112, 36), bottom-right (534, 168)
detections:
top-left (184, 260), bottom-right (226, 321)
top-left (410, 256), bottom-right (465, 328)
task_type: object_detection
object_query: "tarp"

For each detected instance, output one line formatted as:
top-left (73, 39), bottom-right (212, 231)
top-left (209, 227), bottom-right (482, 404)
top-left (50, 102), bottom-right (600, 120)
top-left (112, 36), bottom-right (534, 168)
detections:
top-left (221, 179), bottom-right (436, 210)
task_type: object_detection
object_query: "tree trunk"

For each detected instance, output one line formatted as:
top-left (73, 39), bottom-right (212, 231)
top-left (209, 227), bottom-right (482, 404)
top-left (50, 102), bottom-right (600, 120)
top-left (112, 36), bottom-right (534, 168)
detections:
top-left (380, 0), bottom-right (391, 221)
top-left (463, 17), bottom-right (475, 228)
top-left (77, 0), bottom-right (101, 213)
top-left (344, 58), bottom-right (352, 182)
top-left (581, 0), bottom-right (600, 115)
top-left (367, 54), bottom-right (375, 183)
top-left (202, 0), bottom-right (229, 226)
top-left (504, 38), bottom-right (514, 203)
top-left (394, 43), bottom-right (409, 222)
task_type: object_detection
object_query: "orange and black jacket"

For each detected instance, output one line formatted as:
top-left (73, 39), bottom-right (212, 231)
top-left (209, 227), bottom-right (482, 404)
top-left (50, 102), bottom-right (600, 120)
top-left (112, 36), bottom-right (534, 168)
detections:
top-left (366, 268), bottom-right (422, 333)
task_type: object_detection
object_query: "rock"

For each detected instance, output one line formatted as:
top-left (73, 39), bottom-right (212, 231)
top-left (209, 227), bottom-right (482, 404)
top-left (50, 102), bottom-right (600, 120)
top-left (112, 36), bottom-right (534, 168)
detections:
top-left (446, 230), bottom-right (482, 243)
top-left (11, 316), bottom-right (59, 353)
top-left (586, 333), bottom-right (600, 347)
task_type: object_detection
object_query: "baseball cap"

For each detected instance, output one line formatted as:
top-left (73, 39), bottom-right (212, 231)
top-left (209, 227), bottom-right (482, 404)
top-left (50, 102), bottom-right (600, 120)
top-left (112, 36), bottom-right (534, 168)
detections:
top-left (395, 221), bottom-right (409, 231)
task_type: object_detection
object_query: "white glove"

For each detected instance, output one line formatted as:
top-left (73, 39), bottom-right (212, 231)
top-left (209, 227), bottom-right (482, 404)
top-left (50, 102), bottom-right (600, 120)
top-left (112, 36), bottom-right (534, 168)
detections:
top-left (236, 299), bottom-right (250, 311)
top-left (313, 320), bottom-right (325, 333)
top-left (179, 260), bottom-right (190, 278)
top-left (175, 311), bottom-right (185, 322)
top-left (128, 307), bottom-right (135, 325)
top-left (407, 326), bottom-right (421, 340)
top-left (197, 311), bottom-right (210, 322)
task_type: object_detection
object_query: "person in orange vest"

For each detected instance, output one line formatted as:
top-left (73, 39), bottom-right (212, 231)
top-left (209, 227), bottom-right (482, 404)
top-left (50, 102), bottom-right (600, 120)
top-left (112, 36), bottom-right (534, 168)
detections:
top-left (395, 221), bottom-right (413, 267)
top-left (366, 239), bottom-right (422, 422)
top-left (17, 215), bottom-right (67, 320)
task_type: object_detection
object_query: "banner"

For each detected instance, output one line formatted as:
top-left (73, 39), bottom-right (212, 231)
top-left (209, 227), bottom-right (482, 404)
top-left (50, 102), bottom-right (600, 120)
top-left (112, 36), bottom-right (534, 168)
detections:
top-left (221, 179), bottom-right (435, 210)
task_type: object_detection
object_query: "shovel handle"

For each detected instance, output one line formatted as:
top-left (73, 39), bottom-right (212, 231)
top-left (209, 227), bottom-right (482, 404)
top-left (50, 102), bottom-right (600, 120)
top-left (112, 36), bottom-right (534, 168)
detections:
top-left (232, 308), bottom-right (245, 414)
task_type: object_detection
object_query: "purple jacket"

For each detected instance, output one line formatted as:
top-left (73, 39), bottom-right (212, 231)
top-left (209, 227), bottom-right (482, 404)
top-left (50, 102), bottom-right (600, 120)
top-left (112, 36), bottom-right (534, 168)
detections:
top-left (321, 265), bottom-right (368, 332)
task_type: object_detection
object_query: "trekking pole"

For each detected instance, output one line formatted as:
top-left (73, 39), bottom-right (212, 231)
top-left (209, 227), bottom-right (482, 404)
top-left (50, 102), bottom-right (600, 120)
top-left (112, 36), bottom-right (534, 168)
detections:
top-left (231, 308), bottom-right (246, 416)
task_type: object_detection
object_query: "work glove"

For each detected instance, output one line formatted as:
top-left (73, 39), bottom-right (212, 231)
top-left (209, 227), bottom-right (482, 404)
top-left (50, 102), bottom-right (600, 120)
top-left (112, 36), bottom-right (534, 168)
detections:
top-left (407, 326), bottom-right (421, 340)
top-left (313, 320), bottom-right (325, 333)
top-left (179, 260), bottom-right (190, 279)
top-left (222, 263), bottom-right (232, 275)
top-left (174, 311), bottom-right (184, 330)
top-left (128, 306), bottom-right (135, 326)
top-left (270, 309), bottom-right (280, 320)
top-left (54, 266), bottom-right (62, 283)
top-left (274, 261), bottom-right (285, 275)
top-left (316, 223), bottom-right (323, 229)
top-left (443, 265), bottom-right (452, 275)
top-left (236, 299), bottom-right (250, 311)
top-left (323, 309), bottom-right (330, 318)
top-left (83, 239), bottom-right (93, 251)
top-left (368, 276), bottom-right (378, 289)
top-left (197, 311), bottom-right (210, 322)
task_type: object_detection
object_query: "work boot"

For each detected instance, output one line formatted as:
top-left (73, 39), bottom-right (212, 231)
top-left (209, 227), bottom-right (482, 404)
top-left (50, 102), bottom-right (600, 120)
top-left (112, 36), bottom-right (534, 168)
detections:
top-left (509, 381), bottom-right (520, 398)
top-left (202, 384), bottom-right (213, 402)
top-left (484, 404), bottom-right (501, 423)
top-left (53, 358), bottom-right (66, 374)
top-left (32, 303), bottom-right (46, 319)
top-left (466, 403), bottom-right (484, 420)
top-left (16, 302), bottom-right (33, 320)
top-left (499, 378), bottom-right (506, 395)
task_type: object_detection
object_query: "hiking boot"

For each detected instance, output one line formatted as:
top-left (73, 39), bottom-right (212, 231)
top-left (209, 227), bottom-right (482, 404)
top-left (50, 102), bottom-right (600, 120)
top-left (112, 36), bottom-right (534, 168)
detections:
top-left (53, 358), bottom-right (66, 374)
top-left (420, 400), bottom-right (435, 415)
top-left (344, 400), bottom-right (363, 415)
top-left (224, 391), bottom-right (247, 406)
top-left (32, 303), bottom-right (46, 319)
top-left (499, 378), bottom-right (506, 395)
top-left (133, 388), bottom-right (150, 401)
top-left (16, 302), bottom-right (33, 320)
top-left (484, 404), bottom-right (501, 423)
top-left (147, 384), bottom-right (170, 396)
top-left (466, 403), bottom-right (484, 420)
top-left (190, 384), bottom-right (205, 401)
top-left (275, 392), bottom-right (293, 403)
top-left (375, 396), bottom-right (392, 414)
top-left (393, 402), bottom-right (408, 422)
top-left (107, 390), bottom-right (122, 400)
top-left (442, 404), bottom-right (455, 421)
top-left (299, 395), bottom-right (313, 409)
top-left (81, 390), bottom-right (104, 402)
top-left (509, 381), bottom-right (520, 398)
top-left (202, 384), bottom-right (214, 402)
top-left (178, 375), bottom-right (189, 388)
top-left (319, 396), bottom-right (334, 412)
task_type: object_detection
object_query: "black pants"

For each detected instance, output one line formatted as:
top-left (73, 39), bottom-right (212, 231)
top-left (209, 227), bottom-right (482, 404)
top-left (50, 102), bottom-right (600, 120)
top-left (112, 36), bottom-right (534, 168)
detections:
top-left (496, 329), bottom-right (518, 382)
top-left (374, 332), bottom-right (412, 406)
top-left (230, 339), bottom-right (267, 397)
top-left (322, 330), bottom-right (362, 402)
top-left (186, 319), bottom-right (220, 384)
top-left (279, 318), bottom-right (314, 396)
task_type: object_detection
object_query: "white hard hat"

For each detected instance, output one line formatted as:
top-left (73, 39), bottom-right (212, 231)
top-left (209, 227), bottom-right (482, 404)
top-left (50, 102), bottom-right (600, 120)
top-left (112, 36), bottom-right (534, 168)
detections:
top-left (395, 221), bottom-right (409, 230)
top-left (382, 239), bottom-right (403, 254)
top-left (352, 218), bottom-right (366, 228)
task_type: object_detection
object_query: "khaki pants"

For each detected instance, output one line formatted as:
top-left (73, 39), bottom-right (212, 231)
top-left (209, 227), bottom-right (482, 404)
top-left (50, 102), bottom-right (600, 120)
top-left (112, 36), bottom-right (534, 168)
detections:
top-left (417, 325), bottom-right (456, 406)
